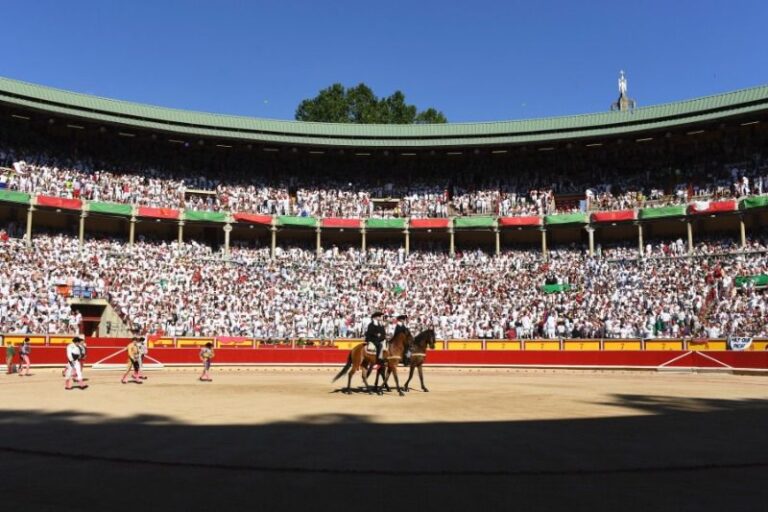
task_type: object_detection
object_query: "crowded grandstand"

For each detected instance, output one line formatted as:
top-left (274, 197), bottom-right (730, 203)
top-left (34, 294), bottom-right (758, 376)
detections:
top-left (1, 76), bottom-right (767, 341)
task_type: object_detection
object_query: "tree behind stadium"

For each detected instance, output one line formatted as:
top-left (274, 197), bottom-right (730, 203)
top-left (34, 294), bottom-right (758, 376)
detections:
top-left (295, 83), bottom-right (447, 124)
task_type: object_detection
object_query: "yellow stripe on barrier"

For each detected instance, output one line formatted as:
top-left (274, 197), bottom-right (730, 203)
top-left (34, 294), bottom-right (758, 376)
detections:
top-left (524, 341), bottom-right (561, 351)
top-left (149, 338), bottom-right (175, 348)
top-left (485, 341), bottom-right (522, 351)
top-left (447, 341), bottom-right (483, 350)
top-left (176, 338), bottom-right (214, 348)
top-left (3, 335), bottom-right (46, 345)
top-left (645, 340), bottom-right (684, 351)
top-left (688, 341), bottom-right (727, 351)
top-left (603, 341), bottom-right (642, 351)
top-left (563, 341), bottom-right (601, 351)
top-left (751, 341), bottom-right (768, 351)
top-left (333, 341), bottom-right (362, 351)
top-left (48, 336), bottom-right (73, 345)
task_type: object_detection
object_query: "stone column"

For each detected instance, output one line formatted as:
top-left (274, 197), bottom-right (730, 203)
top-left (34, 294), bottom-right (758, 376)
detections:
top-left (361, 226), bottom-right (367, 253)
top-left (178, 220), bottom-right (185, 244)
top-left (541, 228), bottom-right (548, 260)
top-left (315, 225), bottom-right (322, 257)
top-left (79, 211), bottom-right (88, 247)
top-left (494, 227), bottom-right (501, 257)
top-left (129, 216), bottom-right (136, 246)
top-left (223, 223), bottom-right (232, 256)
top-left (739, 215), bottom-right (746, 248)
top-left (686, 220), bottom-right (693, 254)
top-left (25, 205), bottom-right (35, 247)
top-left (637, 222), bottom-right (644, 257)
top-left (448, 227), bottom-right (455, 258)
top-left (270, 225), bottom-right (277, 259)
top-left (585, 225), bottom-right (595, 257)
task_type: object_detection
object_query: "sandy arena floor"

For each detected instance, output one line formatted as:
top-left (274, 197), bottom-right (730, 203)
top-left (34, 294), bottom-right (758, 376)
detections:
top-left (1, 367), bottom-right (766, 511)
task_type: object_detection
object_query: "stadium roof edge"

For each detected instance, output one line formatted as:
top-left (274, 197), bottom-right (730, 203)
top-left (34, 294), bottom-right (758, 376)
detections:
top-left (1, 76), bottom-right (767, 148)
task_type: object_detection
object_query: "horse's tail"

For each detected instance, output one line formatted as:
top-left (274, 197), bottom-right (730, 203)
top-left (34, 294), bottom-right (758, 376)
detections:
top-left (332, 352), bottom-right (353, 383)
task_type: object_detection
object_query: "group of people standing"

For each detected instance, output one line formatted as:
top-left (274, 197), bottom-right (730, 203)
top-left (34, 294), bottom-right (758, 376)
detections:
top-left (4, 337), bottom-right (32, 376)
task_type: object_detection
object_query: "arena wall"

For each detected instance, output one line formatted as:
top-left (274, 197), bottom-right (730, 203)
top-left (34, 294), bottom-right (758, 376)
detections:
top-left (9, 336), bottom-right (768, 371)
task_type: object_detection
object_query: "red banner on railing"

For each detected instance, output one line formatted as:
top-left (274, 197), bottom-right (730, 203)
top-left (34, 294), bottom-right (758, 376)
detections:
top-left (233, 213), bottom-right (273, 225)
top-left (688, 199), bottom-right (737, 215)
top-left (591, 210), bottom-right (636, 223)
top-left (498, 216), bottom-right (542, 227)
top-left (321, 218), bottom-right (362, 229)
top-left (36, 195), bottom-right (82, 211)
top-left (137, 206), bottom-right (180, 220)
top-left (409, 218), bottom-right (451, 229)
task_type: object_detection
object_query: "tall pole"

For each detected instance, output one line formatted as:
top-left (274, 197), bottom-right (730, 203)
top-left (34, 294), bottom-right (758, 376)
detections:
top-left (541, 227), bottom-right (548, 260)
top-left (223, 223), bottom-right (232, 256)
top-left (270, 225), bottom-right (277, 259)
top-left (739, 215), bottom-right (747, 248)
top-left (129, 216), bottom-right (136, 246)
top-left (686, 220), bottom-right (693, 255)
top-left (25, 204), bottom-right (35, 247)
top-left (637, 222), bottom-right (644, 258)
top-left (448, 227), bottom-right (455, 258)
top-left (494, 226), bottom-right (500, 257)
top-left (178, 220), bottom-right (185, 244)
top-left (586, 226), bottom-right (595, 257)
top-left (404, 228), bottom-right (410, 257)
top-left (79, 211), bottom-right (87, 248)
top-left (361, 226), bottom-right (367, 253)
top-left (315, 225), bottom-right (322, 257)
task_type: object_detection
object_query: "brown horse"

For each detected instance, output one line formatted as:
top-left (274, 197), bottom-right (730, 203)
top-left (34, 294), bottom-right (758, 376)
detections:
top-left (403, 328), bottom-right (436, 392)
top-left (332, 330), bottom-right (412, 395)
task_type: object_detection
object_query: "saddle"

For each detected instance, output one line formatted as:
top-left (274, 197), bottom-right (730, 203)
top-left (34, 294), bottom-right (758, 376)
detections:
top-left (365, 341), bottom-right (386, 355)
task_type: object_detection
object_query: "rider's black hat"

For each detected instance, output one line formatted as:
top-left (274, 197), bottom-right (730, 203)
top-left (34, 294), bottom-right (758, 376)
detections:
top-left (371, 312), bottom-right (383, 319)
top-left (396, 315), bottom-right (408, 321)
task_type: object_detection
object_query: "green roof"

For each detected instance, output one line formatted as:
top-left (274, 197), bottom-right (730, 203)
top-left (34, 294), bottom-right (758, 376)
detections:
top-left (1, 76), bottom-right (767, 148)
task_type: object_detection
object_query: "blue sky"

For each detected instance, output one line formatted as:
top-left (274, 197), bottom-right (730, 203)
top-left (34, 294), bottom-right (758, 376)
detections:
top-left (1, 0), bottom-right (767, 122)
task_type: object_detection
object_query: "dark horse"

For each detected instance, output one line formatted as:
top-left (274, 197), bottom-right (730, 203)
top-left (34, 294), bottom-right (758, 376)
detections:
top-left (332, 330), bottom-right (412, 396)
top-left (403, 328), bottom-right (436, 392)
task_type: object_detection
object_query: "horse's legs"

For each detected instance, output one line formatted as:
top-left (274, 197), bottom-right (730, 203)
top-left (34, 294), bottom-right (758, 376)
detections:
top-left (381, 365), bottom-right (392, 392)
top-left (403, 365), bottom-right (415, 392)
top-left (390, 367), bottom-right (405, 396)
top-left (360, 363), bottom-right (373, 393)
top-left (418, 365), bottom-right (428, 392)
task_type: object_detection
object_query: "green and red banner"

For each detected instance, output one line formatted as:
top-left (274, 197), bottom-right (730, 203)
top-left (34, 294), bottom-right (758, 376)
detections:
top-left (89, 201), bottom-right (133, 217)
top-left (409, 218), bottom-right (451, 229)
top-left (639, 204), bottom-right (686, 219)
top-left (688, 199), bottom-right (737, 215)
top-left (321, 217), bottom-right (362, 229)
top-left (0, 190), bottom-right (31, 204)
top-left (137, 206), bottom-right (180, 220)
top-left (499, 216), bottom-right (542, 227)
top-left (366, 218), bottom-right (405, 229)
top-left (591, 209), bottom-right (636, 223)
top-left (184, 210), bottom-right (227, 223)
top-left (453, 216), bottom-right (495, 229)
top-left (233, 213), bottom-right (273, 225)
top-left (36, 195), bottom-right (82, 211)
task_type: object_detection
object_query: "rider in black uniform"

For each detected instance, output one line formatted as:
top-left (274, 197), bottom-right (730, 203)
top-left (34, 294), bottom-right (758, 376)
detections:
top-left (365, 312), bottom-right (387, 363)
top-left (394, 315), bottom-right (412, 365)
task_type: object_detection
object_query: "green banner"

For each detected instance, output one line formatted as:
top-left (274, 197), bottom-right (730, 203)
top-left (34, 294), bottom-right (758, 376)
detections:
top-left (366, 218), bottom-right (405, 229)
top-left (454, 216), bottom-right (494, 229)
top-left (735, 274), bottom-right (768, 287)
top-left (184, 210), bottom-right (227, 223)
top-left (739, 195), bottom-right (768, 210)
top-left (544, 213), bottom-right (587, 225)
top-left (639, 205), bottom-right (686, 219)
top-left (542, 283), bottom-right (574, 293)
top-left (89, 201), bottom-right (133, 216)
top-left (0, 189), bottom-right (31, 204)
top-left (278, 215), bottom-right (317, 228)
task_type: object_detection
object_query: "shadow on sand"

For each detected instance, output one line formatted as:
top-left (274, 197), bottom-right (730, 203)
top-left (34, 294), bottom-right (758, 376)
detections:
top-left (0, 394), bottom-right (767, 511)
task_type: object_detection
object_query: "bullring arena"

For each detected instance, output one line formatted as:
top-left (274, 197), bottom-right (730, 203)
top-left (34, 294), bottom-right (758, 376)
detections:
top-left (2, 73), bottom-right (768, 511)
top-left (2, 339), bottom-right (768, 510)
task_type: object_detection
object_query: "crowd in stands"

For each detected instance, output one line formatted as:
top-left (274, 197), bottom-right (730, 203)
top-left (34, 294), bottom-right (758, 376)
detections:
top-left (1, 230), bottom-right (766, 340)
top-left (2, 143), bottom-right (767, 220)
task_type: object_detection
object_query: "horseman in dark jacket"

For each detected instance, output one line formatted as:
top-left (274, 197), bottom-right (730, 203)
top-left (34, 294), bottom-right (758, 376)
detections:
top-left (394, 314), bottom-right (412, 365)
top-left (365, 312), bottom-right (387, 363)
